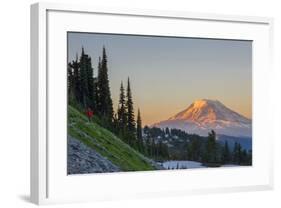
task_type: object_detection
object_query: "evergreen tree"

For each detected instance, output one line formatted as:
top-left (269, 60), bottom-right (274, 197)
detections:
top-left (96, 57), bottom-right (102, 113)
top-left (136, 108), bottom-right (144, 152)
top-left (151, 138), bottom-right (156, 158)
top-left (76, 47), bottom-right (97, 110)
top-left (112, 112), bottom-right (119, 133)
top-left (162, 143), bottom-right (169, 160)
top-left (117, 81), bottom-right (127, 135)
top-left (165, 127), bottom-right (170, 136)
top-left (79, 47), bottom-right (90, 107)
top-left (68, 54), bottom-right (81, 105)
top-left (93, 77), bottom-right (98, 110)
top-left (241, 149), bottom-right (248, 165)
top-left (143, 126), bottom-right (149, 137)
top-left (233, 142), bottom-right (239, 164)
top-left (85, 55), bottom-right (96, 110)
top-left (222, 141), bottom-right (230, 164)
top-left (237, 143), bottom-right (242, 164)
top-left (145, 138), bottom-right (150, 156)
top-left (73, 54), bottom-right (81, 103)
top-left (187, 138), bottom-right (202, 161)
top-left (247, 150), bottom-right (252, 165)
top-left (126, 77), bottom-right (136, 135)
top-left (203, 130), bottom-right (218, 164)
top-left (97, 47), bottom-right (114, 123)
top-left (67, 62), bottom-right (74, 102)
top-left (136, 108), bottom-right (142, 140)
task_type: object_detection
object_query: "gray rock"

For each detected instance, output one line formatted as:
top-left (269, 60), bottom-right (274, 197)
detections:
top-left (67, 136), bottom-right (120, 174)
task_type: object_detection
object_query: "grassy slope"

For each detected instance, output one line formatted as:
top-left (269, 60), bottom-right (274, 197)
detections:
top-left (68, 105), bottom-right (155, 171)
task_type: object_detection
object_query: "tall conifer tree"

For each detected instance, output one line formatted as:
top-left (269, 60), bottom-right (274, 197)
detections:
top-left (85, 56), bottom-right (96, 110)
top-left (233, 142), bottom-right (239, 164)
top-left (126, 77), bottom-right (135, 134)
top-left (204, 130), bottom-right (217, 164)
top-left (68, 53), bottom-right (81, 105)
top-left (67, 63), bottom-right (74, 102)
top-left (79, 47), bottom-right (89, 107)
top-left (77, 47), bottom-right (97, 109)
top-left (222, 141), bottom-right (230, 164)
top-left (97, 47), bottom-right (114, 123)
top-left (136, 108), bottom-right (144, 152)
top-left (117, 81), bottom-right (127, 134)
top-left (136, 108), bottom-right (142, 140)
top-left (73, 54), bottom-right (81, 104)
top-left (96, 57), bottom-right (102, 113)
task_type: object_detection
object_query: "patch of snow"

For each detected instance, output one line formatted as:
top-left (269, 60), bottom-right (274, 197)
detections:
top-left (162, 160), bottom-right (205, 169)
top-left (221, 164), bottom-right (240, 167)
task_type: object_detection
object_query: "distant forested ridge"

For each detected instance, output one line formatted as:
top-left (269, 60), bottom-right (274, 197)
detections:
top-left (143, 126), bottom-right (252, 165)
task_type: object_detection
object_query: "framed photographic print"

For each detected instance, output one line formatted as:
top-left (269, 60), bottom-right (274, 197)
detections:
top-left (30, 2), bottom-right (274, 205)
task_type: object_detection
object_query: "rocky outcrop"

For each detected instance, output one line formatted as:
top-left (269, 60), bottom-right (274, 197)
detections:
top-left (67, 136), bottom-right (120, 174)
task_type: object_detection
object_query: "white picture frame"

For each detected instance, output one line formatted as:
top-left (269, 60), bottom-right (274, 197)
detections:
top-left (30, 2), bottom-right (274, 205)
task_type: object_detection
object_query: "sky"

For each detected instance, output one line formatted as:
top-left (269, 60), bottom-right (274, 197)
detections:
top-left (68, 32), bottom-right (252, 125)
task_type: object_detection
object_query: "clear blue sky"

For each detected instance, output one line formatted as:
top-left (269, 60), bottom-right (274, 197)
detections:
top-left (68, 32), bottom-right (252, 125)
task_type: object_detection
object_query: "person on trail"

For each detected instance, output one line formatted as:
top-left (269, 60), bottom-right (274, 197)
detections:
top-left (86, 107), bottom-right (94, 122)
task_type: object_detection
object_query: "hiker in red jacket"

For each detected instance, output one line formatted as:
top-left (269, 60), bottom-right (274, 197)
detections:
top-left (86, 107), bottom-right (94, 122)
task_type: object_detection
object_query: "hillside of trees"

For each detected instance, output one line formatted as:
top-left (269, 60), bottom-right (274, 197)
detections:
top-left (67, 46), bottom-right (251, 168)
top-left (143, 127), bottom-right (252, 166)
top-left (67, 46), bottom-right (170, 161)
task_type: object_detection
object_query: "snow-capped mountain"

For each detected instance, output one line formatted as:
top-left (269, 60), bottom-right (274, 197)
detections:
top-left (153, 99), bottom-right (252, 137)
